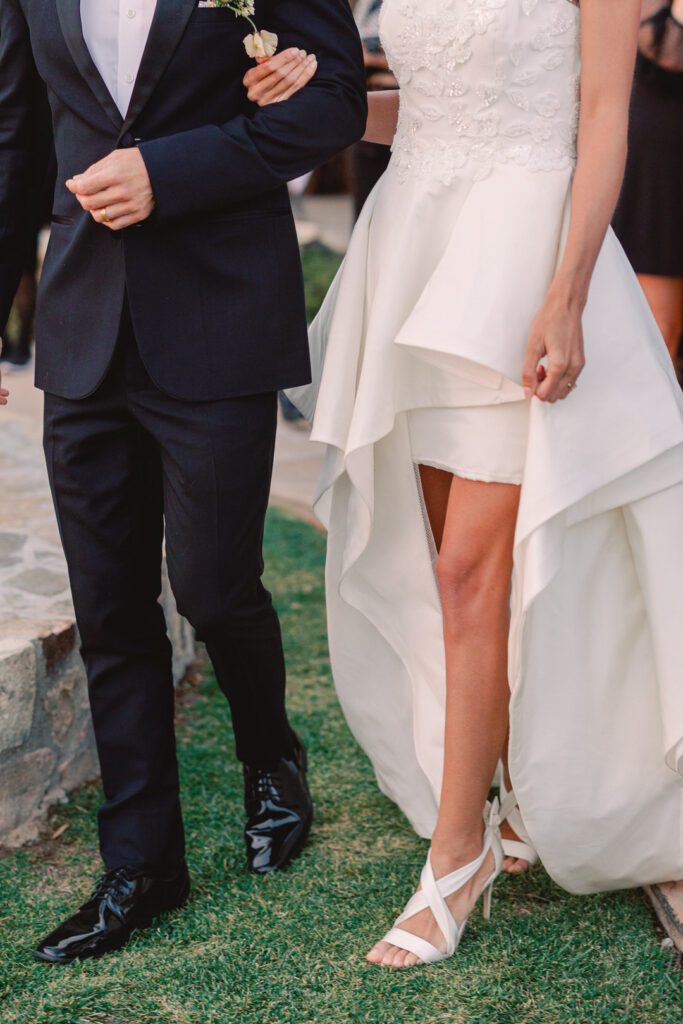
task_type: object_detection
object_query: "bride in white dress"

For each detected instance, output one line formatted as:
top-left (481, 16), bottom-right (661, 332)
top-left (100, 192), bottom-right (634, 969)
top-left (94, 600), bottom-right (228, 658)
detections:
top-left (250, 0), bottom-right (683, 967)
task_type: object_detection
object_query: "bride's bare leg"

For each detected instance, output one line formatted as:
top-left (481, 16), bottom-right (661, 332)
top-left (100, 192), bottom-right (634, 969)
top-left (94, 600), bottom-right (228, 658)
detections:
top-left (368, 473), bottom-right (521, 968)
top-left (419, 471), bottom-right (532, 872)
top-left (421, 467), bottom-right (530, 875)
top-left (418, 465), bottom-right (452, 550)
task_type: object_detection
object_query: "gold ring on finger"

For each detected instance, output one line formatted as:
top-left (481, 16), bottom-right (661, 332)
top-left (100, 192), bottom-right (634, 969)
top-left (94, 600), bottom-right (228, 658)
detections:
top-left (567, 381), bottom-right (576, 391)
top-left (101, 207), bottom-right (110, 224)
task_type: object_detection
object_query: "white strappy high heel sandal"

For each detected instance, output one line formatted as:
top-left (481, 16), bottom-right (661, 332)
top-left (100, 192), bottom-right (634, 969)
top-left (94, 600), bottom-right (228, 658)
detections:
top-left (378, 801), bottom-right (504, 966)
top-left (499, 778), bottom-right (539, 868)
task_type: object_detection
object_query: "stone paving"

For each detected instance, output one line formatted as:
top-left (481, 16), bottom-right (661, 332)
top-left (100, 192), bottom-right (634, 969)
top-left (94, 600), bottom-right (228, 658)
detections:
top-left (0, 406), bottom-right (72, 623)
top-left (0, 370), bottom-right (95, 845)
top-left (0, 364), bottom-right (195, 847)
top-left (1, 358), bottom-right (324, 539)
top-left (272, 417), bottom-right (324, 527)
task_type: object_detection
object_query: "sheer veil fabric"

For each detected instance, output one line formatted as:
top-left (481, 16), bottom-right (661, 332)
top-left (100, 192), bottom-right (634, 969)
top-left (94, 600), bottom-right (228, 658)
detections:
top-left (288, 0), bottom-right (683, 894)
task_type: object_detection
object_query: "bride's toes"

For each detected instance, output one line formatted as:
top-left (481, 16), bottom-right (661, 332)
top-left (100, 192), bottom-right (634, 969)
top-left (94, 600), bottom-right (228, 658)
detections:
top-left (385, 942), bottom-right (421, 966)
top-left (382, 944), bottom-right (403, 968)
top-left (382, 944), bottom-right (412, 968)
top-left (511, 859), bottom-right (530, 874)
top-left (396, 948), bottom-right (418, 968)
top-left (389, 948), bottom-right (423, 968)
top-left (503, 855), bottom-right (529, 875)
top-left (367, 933), bottom-right (428, 968)
top-left (390, 948), bottom-right (411, 969)
top-left (366, 940), bottom-right (391, 964)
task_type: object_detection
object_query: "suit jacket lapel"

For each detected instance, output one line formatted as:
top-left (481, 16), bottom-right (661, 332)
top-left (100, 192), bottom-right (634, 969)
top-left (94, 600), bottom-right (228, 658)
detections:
top-left (118, 0), bottom-right (197, 142)
top-left (56, 0), bottom-right (124, 131)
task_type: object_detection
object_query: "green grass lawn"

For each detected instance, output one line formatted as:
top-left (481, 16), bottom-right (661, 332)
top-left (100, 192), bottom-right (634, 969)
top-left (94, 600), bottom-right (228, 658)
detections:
top-left (0, 510), bottom-right (680, 1024)
top-left (301, 243), bottom-right (343, 323)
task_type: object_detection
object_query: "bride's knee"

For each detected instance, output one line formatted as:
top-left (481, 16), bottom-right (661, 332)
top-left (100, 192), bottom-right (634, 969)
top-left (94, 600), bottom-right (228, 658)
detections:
top-left (435, 550), bottom-right (511, 630)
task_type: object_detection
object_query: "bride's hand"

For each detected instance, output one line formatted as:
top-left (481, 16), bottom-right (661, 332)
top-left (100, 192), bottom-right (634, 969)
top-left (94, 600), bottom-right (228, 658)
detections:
top-left (522, 288), bottom-right (586, 403)
top-left (243, 48), bottom-right (318, 107)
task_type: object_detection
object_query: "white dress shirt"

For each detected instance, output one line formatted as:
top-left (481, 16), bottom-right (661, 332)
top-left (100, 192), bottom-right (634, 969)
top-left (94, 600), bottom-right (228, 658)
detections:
top-left (80, 1), bottom-right (158, 117)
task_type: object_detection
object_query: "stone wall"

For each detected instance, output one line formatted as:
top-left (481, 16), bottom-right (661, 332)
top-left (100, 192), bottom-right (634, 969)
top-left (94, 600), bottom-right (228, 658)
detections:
top-left (0, 606), bottom-right (194, 849)
top-left (0, 618), bottom-right (99, 846)
top-left (0, 411), bottom-right (195, 849)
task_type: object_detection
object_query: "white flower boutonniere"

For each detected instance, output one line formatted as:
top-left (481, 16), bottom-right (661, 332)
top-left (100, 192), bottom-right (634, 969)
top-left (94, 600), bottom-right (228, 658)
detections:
top-left (203, 1), bottom-right (279, 59)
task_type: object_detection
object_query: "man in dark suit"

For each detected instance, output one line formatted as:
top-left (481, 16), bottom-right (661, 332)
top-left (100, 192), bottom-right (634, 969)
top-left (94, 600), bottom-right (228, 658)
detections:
top-left (0, 0), bottom-right (366, 963)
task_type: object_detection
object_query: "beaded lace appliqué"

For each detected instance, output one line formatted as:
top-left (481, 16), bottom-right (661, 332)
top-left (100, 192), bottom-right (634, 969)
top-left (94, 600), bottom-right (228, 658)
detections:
top-left (383, 0), bottom-right (581, 184)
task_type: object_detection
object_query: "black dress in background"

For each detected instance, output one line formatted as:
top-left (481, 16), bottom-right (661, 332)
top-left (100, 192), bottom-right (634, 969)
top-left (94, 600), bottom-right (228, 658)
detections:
top-left (350, 0), bottom-right (395, 220)
top-left (613, 1), bottom-right (683, 277)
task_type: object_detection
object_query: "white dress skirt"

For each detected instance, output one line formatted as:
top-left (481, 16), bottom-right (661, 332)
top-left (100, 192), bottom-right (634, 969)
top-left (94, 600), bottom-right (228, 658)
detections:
top-left (408, 403), bottom-right (530, 484)
top-left (288, 0), bottom-right (683, 895)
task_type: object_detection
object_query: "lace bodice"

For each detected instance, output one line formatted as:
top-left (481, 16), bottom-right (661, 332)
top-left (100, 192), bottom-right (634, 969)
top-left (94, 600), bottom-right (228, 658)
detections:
top-left (381, 0), bottom-right (581, 184)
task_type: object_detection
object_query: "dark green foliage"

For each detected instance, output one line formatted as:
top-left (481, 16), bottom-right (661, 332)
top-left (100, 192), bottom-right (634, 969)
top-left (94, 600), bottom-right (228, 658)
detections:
top-left (301, 243), bottom-right (343, 324)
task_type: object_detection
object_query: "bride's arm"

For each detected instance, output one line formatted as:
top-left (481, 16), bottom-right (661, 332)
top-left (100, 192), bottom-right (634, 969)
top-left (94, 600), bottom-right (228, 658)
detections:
top-left (245, 65), bottom-right (400, 144)
top-left (522, 0), bottom-right (641, 403)
top-left (363, 91), bottom-right (400, 146)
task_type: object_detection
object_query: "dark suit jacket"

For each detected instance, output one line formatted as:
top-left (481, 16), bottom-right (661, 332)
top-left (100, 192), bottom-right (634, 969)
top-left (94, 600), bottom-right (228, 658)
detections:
top-left (0, 0), bottom-right (366, 400)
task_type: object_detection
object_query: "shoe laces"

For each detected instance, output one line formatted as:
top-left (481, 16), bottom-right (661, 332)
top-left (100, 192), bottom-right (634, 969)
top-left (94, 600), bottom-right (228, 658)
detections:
top-left (246, 767), bottom-right (283, 801)
top-left (91, 866), bottom-right (135, 903)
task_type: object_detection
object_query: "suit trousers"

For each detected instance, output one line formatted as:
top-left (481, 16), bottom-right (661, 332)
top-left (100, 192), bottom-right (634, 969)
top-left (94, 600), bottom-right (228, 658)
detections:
top-left (43, 304), bottom-right (294, 871)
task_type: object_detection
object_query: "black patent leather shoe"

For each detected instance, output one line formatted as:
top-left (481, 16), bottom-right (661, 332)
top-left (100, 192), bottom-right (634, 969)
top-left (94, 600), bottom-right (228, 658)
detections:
top-left (244, 735), bottom-right (313, 874)
top-left (33, 863), bottom-right (190, 964)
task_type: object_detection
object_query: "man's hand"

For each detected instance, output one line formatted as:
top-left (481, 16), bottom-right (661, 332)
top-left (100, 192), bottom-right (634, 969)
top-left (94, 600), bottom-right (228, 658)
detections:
top-left (66, 149), bottom-right (155, 231)
top-left (0, 367), bottom-right (9, 407)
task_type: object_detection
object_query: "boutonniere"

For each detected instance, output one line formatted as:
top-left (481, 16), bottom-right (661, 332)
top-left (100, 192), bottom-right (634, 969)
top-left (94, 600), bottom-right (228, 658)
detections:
top-left (203, 1), bottom-right (279, 59)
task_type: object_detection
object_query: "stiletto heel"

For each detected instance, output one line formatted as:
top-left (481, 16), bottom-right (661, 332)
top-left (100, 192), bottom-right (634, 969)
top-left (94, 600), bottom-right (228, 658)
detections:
top-left (375, 801), bottom-right (504, 966)
top-left (482, 880), bottom-right (494, 921)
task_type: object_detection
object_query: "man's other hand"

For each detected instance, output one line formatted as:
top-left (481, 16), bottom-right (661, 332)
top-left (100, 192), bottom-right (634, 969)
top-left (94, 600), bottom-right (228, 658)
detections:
top-left (67, 149), bottom-right (155, 231)
top-left (0, 366), bottom-right (9, 406)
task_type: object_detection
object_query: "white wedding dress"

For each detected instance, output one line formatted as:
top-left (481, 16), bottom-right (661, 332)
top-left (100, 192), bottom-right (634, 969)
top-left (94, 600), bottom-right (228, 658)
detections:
top-left (289, 0), bottom-right (683, 894)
